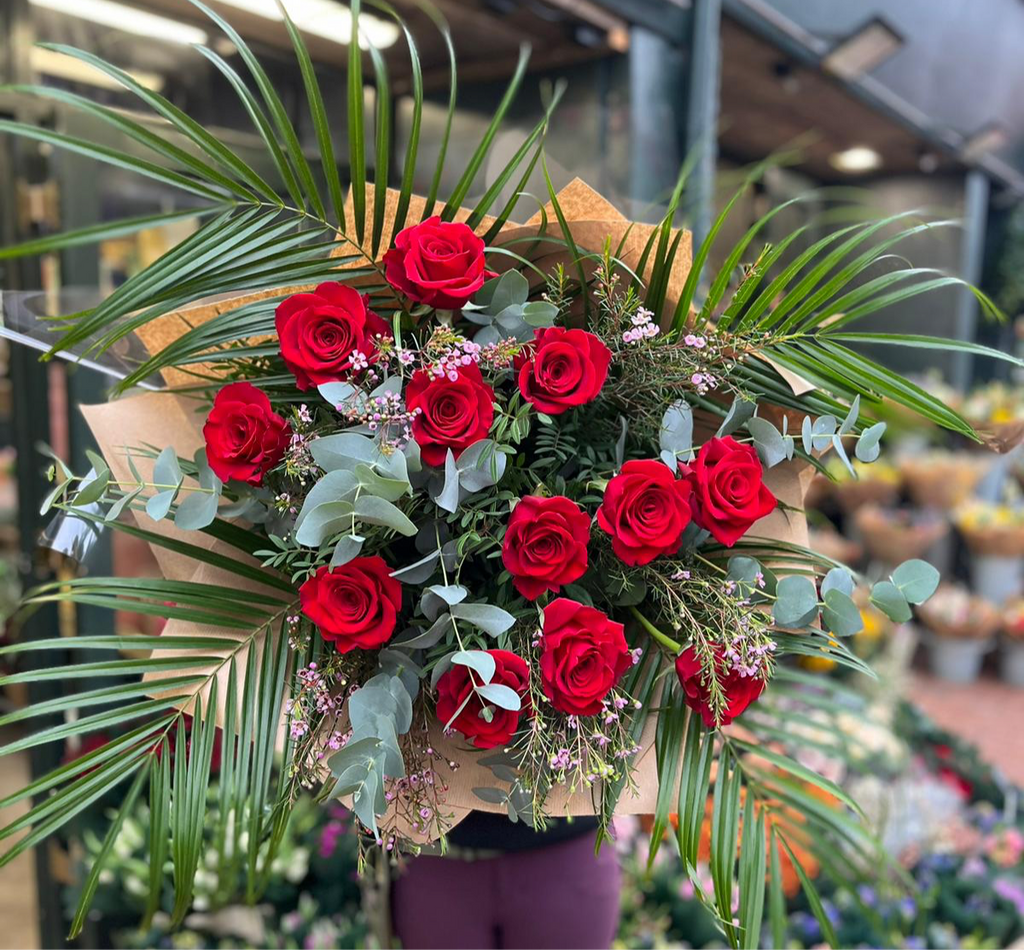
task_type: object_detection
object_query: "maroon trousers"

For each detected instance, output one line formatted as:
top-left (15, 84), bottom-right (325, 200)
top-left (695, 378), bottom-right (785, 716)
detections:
top-left (391, 832), bottom-right (622, 949)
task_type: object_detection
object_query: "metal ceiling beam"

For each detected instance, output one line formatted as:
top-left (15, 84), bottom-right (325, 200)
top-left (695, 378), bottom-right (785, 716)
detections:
top-left (722, 0), bottom-right (1024, 195)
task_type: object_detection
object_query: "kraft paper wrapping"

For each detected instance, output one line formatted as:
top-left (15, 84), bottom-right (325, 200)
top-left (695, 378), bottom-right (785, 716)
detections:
top-left (82, 180), bottom-right (816, 839)
top-left (80, 393), bottom-right (292, 719)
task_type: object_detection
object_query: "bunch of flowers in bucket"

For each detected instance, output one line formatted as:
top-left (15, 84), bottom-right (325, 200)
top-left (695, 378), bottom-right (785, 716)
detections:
top-left (1, 2), bottom-right (1020, 944)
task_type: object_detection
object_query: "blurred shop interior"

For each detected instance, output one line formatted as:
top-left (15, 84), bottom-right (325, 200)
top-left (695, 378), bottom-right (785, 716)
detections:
top-left (3, 0), bottom-right (1024, 944)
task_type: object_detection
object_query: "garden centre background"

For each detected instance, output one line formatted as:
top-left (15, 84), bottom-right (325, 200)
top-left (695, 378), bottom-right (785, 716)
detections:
top-left (2, 0), bottom-right (1024, 947)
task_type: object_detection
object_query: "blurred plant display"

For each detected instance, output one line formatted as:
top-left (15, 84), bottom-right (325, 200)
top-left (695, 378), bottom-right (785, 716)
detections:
top-left (67, 793), bottom-right (367, 949)
top-left (613, 704), bottom-right (1023, 950)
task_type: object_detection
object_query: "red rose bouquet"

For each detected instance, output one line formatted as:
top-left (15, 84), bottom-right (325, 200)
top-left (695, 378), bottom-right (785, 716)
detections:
top-left (0, 2), bottom-right (1016, 944)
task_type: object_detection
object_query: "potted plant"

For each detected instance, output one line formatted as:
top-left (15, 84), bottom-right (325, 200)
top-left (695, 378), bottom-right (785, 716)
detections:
top-left (961, 382), bottom-right (1024, 454)
top-left (900, 452), bottom-right (988, 512)
top-left (955, 500), bottom-right (1024, 604)
top-left (827, 457), bottom-right (903, 513)
top-left (917, 586), bottom-right (1000, 683)
top-left (855, 504), bottom-right (948, 571)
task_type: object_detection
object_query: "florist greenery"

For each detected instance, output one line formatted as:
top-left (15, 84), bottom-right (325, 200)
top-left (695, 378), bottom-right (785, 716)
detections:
top-left (615, 703), bottom-right (1024, 950)
top-left (0, 0), bottom-right (1020, 945)
top-left (69, 706), bottom-right (1024, 950)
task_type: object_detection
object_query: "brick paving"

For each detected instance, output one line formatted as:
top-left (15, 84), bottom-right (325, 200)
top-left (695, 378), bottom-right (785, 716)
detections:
top-left (906, 671), bottom-right (1024, 786)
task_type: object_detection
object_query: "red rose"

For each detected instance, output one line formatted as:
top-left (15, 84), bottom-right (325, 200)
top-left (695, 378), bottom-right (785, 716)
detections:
top-left (539, 598), bottom-right (631, 716)
top-left (383, 216), bottom-right (495, 309)
top-left (298, 557), bottom-right (401, 653)
top-left (937, 767), bottom-right (973, 800)
top-left (680, 436), bottom-right (777, 547)
top-left (674, 646), bottom-right (765, 728)
top-left (596, 460), bottom-right (693, 566)
top-left (203, 381), bottom-right (291, 486)
top-left (405, 362), bottom-right (495, 466)
top-left (516, 327), bottom-right (612, 415)
top-left (435, 649), bottom-right (530, 750)
top-left (275, 282), bottom-right (391, 391)
top-left (502, 496), bottom-right (590, 600)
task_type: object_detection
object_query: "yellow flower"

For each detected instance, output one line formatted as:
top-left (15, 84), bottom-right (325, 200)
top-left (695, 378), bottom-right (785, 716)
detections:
top-left (798, 638), bottom-right (840, 672)
top-left (857, 606), bottom-right (886, 641)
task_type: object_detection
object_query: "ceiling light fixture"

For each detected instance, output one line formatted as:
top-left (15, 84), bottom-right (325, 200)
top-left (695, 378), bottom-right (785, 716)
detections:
top-left (829, 146), bottom-right (883, 174)
top-left (28, 0), bottom-right (209, 46)
top-left (30, 47), bottom-right (165, 91)
top-left (211, 0), bottom-right (401, 49)
top-left (822, 16), bottom-right (904, 81)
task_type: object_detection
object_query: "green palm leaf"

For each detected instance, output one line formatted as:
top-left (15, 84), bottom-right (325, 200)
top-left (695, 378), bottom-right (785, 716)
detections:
top-left (348, 0), bottom-right (368, 241)
top-left (69, 768), bottom-right (148, 939)
top-left (442, 44), bottom-right (531, 220)
top-left (278, 0), bottom-right (346, 226)
top-left (38, 42), bottom-right (278, 202)
top-left (187, 0), bottom-right (324, 216)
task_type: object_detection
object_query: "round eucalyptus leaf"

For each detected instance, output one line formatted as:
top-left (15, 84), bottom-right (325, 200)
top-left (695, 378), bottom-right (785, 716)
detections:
top-left (472, 786), bottom-right (508, 805)
top-left (822, 588), bottom-right (864, 637)
top-left (452, 649), bottom-right (496, 684)
top-left (173, 490), bottom-right (219, 531)
top-left (773, 575), bottom-right (819, 628)
top-left (891, 559), bottom-right (939, 605)
top-left (476, 682), bottom-right (522, 711)
top-left (820, 567), bottom-right (855, 599)
top-left (870, 580), bottom-right (912, 623)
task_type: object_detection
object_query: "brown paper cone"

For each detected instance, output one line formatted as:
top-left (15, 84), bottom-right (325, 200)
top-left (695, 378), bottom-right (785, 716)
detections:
top-left (917, 590), bottom-right (1000, 640)
top-left (960, 526), bottom-right (1024, 558)
top-left (901, 456), bottom-right (986, 511)
top-left (79, 394), bottom-right (293, 735)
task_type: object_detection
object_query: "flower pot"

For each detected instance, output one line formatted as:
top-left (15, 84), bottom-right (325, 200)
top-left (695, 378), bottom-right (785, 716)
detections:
top-left (1000, 640), bottom-right (1024, 687)
top-left (924, 634), bottom-right (994, 684)
top-left (924, 530), bottom-right (956, 578)
top-left (970, 554), bottom-right (1024, 605)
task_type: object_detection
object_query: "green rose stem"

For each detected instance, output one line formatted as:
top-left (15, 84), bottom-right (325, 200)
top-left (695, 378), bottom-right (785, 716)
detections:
top-left (629, 606), bottom-right (682, 654)
top-left (694, 552), bottom-right (726, 574)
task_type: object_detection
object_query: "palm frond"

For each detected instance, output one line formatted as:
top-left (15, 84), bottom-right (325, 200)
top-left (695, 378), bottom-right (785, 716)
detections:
top-left (0, 0), bottom-right (548, 374)
top-left (278, 0), bottom-right (345, 226)
top-left (0, 499), bottom-right (297, 929)
top-left (675, 710), bottom-right (714, 868)
top-left (664, 178), bottom-right (1016, 437)
top-left (647, 682), bottom-right (688, 868)
top-left (442, 44), bottom-right (530, 220)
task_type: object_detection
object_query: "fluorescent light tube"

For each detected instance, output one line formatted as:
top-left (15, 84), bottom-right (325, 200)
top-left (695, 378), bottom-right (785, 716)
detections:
top-left (31, 46), bottom-right (165, 91)
top-left (211, 0), bottom-right (400, 49)
top-left (828, 146), bottom-right (883, 174)
top-left (29, 0), bottom-right (210, 46)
